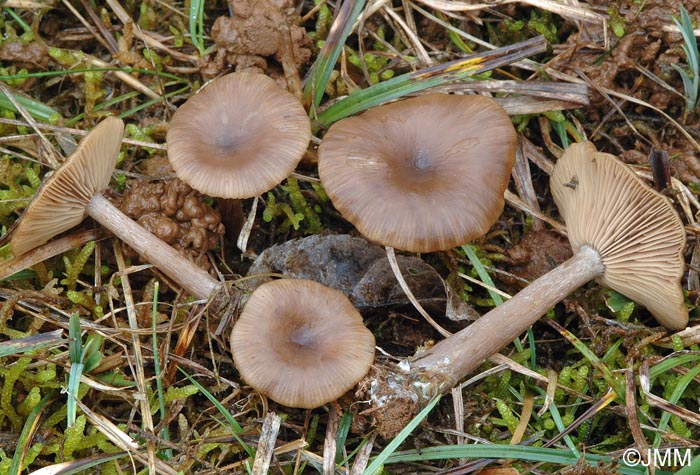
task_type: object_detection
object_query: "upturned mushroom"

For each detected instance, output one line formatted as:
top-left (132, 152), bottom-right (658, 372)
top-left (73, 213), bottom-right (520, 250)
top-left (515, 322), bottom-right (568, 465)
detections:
top-left (406, 141), bottom-right (688, 391)
top-left (230, 279), bottom-right (375, 408)
top-left (318, 93), bottom-right (517, 253)
top-left (8, 117), bottom-right (221, 300)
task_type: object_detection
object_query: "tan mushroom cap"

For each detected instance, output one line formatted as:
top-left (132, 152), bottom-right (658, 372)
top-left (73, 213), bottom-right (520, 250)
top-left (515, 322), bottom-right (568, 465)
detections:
top-left (551, 142), bottom-right (688, 330)
top-left (318, 94), bottom-right (517, 253)
top-left (11, 117), bottom-right (124, 257)
top-left (231, 279), bottom-right (375, 408)
top-left (166, 72), bottom-right (311, 199)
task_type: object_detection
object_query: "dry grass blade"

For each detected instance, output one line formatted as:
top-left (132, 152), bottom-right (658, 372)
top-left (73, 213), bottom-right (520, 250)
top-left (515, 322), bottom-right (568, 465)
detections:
top-left (512, 137), bottom-right (545, 231)
top-left (381, 3), bottom-right (432, 66)
top-left (349, 433), bottom-right (376, 475)
top-left (72, 399), bottom-right (179, 475)
top-left (538, 368), bottom-right (558, 417)
top-left (61, 0), bottom-right (116, 53)
top-left (27, 453), bottom-right (127, 475)
top-left (0, 82), bottom-right (61, 168)
top-left (436, 80), bottom-right (589, 104)
top-left (0, 330), bottom-right (65, 358)
top-left (0, 117), bottom-right (165, 149)
top-left (386, 246), bottom-right (451, 337)
top-left (252, 412), bottom-right (282, 475)
top-left (111, 242), bottom-right (157, 474)
top-left (105, 0), bottom-right (198, 63)
top-left (3, 0), bottom-right (50, 7)
top-left (655, 325), bottom-right (700, 348)
top-left (323, 405), bottom-right (339, 475)
top-left (625, 367), bottom-right (649, 464)
top-left (543, 389), bottom-right (616, 448)
top-left (412, 0), bottom-right (605, 27)
top-left (510, 393), bottom-right (534, 445)
top-left (504, 190), bottom-right (567, 235)
top-left (0, 229), bottom-right (105, 280)
top-left (639, 361), bottom-right (700, 427)
top-left (72, 398), bottom-right (139, 451)
top-left (497, 97), bottom-right (588, 115)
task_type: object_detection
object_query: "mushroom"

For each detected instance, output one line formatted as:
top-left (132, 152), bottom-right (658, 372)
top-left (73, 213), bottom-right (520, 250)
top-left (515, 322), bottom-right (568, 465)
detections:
top-left (406, 141), bottom-right (688, 390)
top-left (9, 117), bottom-right (221, 300)
top-left (166, 71), bottom-right (311, 247)
top-left (318, 93), bottom-right (516, 253)
top-left (230, 279), bottom-right (375, 408)
top-left (318, 93), bottom-right (517, 334)
top-left (167, 72), bottom-right (310, 199)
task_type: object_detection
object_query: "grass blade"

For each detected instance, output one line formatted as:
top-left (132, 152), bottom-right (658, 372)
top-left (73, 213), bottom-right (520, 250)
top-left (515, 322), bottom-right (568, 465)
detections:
top-left (381, 444), bottom-right (672, 475)
top-left (316, 36), bottom-right (546, 128)
top-left (9, 390), bottom-right (58, 475)
top-left (303, 0), bottom-right (367, 112)
top-left (66, 313), bottom-right (83, 428)
top-left (0, 88), bottom-right (61, 123)
top-left (178, 367), bottom-right (255, 458)
top-left (364, 395), bottom-right (441, 475)
top-left (0, 330), bottom-right (65, 358)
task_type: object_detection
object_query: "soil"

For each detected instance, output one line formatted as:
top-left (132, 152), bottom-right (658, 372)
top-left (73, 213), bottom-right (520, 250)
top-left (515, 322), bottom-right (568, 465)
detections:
top-left (560, 1), bottom-right (700, 183)
top-left (204, 0), bottom-right (312, 81)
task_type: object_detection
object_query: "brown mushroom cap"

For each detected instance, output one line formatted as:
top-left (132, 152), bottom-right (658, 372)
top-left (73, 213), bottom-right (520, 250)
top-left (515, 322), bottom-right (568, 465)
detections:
top-left (551, 142), bottom-right (688, 330)
top-left (318, 94), bottom-right (516, 253)
top-left (230, 279), bottom-right (375, 408)
top-left (166, 72), bottom-right (311, 199)
top-left (11, 116), bottom-right (124, 257)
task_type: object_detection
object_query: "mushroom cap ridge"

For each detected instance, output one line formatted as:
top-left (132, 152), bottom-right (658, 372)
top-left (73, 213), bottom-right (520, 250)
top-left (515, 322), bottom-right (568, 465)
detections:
top-left (230, 279), bottom-right (376, 408)
top-left (11, 116), bottom-right (125, 257)
top-left (318, 93), bottom-right (517, 253)
top-left (166, 72), bottom-right (311, 199)
top-left (550, 142), bottom-right (688, 330)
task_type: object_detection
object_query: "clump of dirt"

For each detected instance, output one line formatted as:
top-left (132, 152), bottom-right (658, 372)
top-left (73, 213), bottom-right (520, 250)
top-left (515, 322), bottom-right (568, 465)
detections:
top-left (112, 179), bottom-right (225, 267)
top-left (557, 2), bottom-right (700, 182)
top-left (351, 365), bottom-right (420, 439)
top-left (507, 230), bottom-right (573, 282)
top-left (205, 0), bottom-right (312, 77)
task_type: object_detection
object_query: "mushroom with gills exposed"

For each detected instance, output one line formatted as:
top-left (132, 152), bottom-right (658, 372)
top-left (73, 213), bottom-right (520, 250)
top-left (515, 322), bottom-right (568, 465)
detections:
top-left (318, 93), bottom-right (517, 333)
top-left (394, 141), bottom-right (688, 397)
top-left (166, 71), bottom-right (312, 242)
top-left (8, 117), bottom-right (221, 300)
top-left (230, 279), bottom-right (376, 408)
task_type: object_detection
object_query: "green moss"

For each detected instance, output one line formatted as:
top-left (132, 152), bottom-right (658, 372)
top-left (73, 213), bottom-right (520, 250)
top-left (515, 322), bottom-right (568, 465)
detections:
top-left (527, 10), bottom-right (559, 44)
top-left (495, 399), bottom-right (518, 433)
top-left (61, 242), bottom-right (95, 291)
top-left (17, 386), bottom-right (41, 417)
top-left (607, 4), bottom-right (626, 37)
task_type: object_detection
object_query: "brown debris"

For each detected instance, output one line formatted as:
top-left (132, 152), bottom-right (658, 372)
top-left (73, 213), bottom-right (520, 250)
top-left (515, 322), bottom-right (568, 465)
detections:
top-left (507, 230), bottom-right (573, 282)
top-left (0, 41), bottom-right (49, 68)
top-left (205, 0), bottom-right (311, 77)
top-left (113, 179), bottom-right (224, 266)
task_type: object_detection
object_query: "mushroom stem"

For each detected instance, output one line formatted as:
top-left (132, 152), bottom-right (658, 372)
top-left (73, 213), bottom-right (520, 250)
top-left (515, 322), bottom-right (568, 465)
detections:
top-left (85, 193), bottom-right (221, 300)
top-left (409, 245), bottom-right (604, 389)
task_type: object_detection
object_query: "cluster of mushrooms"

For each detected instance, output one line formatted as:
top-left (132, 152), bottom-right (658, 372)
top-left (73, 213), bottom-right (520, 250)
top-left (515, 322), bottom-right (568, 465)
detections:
top-left (8, 71), bottom-right (689, 413)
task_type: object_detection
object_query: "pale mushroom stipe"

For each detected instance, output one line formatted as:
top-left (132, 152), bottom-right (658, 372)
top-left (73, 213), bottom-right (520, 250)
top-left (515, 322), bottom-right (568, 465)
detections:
top-left (406, 141), bottom-right (688, 392)
top-left (8, 117), bottom-right (221, 300)
top-left (231, 279), bottom-right (376, 408)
